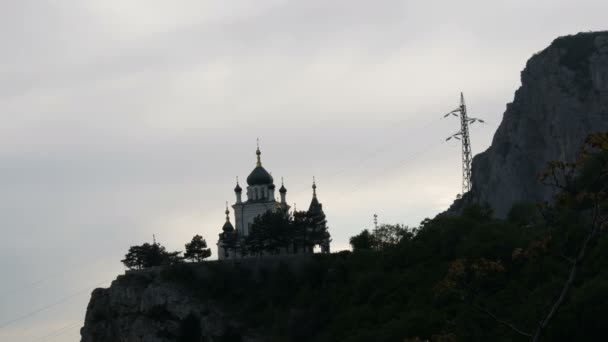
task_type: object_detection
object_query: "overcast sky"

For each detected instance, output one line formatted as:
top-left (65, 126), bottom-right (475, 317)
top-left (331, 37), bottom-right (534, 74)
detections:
top-left (0, 1), bottom-right (606, 341)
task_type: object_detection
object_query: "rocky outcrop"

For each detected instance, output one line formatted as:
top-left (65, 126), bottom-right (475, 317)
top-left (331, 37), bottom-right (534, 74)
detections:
top-left (80, 265), bottom-right (256, 342)
top-left (80, 269), bottom-right (250, 342)
top-left (80, 256), bottom-right (314, 342)
top-left (453, 31), bottom-right (608, 218)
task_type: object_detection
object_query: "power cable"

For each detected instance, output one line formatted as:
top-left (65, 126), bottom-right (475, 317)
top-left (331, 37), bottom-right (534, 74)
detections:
top-left (0, 279), bottom-right (108, 331)
top-left (29, 321), bottom-right (82, 342)
top-left (0, 246), bottom-right (123, 300)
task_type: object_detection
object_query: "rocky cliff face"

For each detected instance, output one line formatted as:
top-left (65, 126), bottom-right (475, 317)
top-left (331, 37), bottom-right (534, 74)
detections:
top-left (455, 31), bottom-right (608, 218)
top-left (80, 256), bottom-right (315, 342)
top-left (80, 264), bottom-right (261, 342)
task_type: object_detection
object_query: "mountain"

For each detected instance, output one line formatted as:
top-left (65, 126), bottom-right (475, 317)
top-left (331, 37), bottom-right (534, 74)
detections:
top-left (452, 31), bottom-right (608, 217)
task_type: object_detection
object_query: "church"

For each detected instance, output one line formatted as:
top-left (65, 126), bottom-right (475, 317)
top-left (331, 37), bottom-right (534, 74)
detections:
top-left (217, 145), bottom-right (330, 260)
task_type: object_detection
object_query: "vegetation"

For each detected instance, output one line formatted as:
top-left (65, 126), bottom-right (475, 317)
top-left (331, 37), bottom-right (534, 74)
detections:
top-left (121, 242), bottom-right (182, 270)
top-left (349, 224), bottom-right (412, 251)
top-left (184, 235), bottom-right (212, 262)
top-left (158, 132), bottom-right (608, 341)
top-left (122, 234), bottom-right (212, 270)
top-left (237, 209), bottom-right (330, 256)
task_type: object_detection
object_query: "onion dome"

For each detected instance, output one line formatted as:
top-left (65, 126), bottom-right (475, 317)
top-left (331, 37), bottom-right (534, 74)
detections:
top-left (234, 177), bottom-right (242, 193)
top-left (279, 177), bottom-right (287, 193)
top-left (222, 203), bottom-right (234, 232)
top-left (246, 145), bottom-right (274, 185)
top-left (222, 220), bottom-right (234, 232)
top-left (247, 167), bottom-right (273, 185)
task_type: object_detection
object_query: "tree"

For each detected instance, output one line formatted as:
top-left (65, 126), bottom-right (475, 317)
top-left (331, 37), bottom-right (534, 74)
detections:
top-left (246, 210), bottom-right (291, 255)
top-left (349, 224), bottom-right (411, 252)
top-left (121, 242), bottom-right (182, 270)
top-left (184, 235), bottom-right (212, 262)
top-left (531, 132), bottom-right (608, 341)
top-left (306, 207), bottom-right (331, 253)
top-left (291, 210), bottom-right (309, 253)
top-left (349, 229), bottom-right (374, 251)
top-left (372, 224), bottom-right (411, 250)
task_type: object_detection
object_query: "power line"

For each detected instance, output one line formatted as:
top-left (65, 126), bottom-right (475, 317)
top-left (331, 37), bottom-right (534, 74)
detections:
top-left (0, 247), bottom-right (123, 300)
top-left (284, 115), bottom-right (443, 203)
top-left (323, 116), bottom-right (442, 182)
top-left (0, 279), bottom-right (108, 331)
top-left (29, 321), bottom-right (82, 342)
top-left (337, 140), bottom-right (445, 198)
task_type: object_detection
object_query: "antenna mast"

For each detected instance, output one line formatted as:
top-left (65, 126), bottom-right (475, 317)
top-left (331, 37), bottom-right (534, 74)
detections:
top-left (444, 93), bottom-right (484, 194)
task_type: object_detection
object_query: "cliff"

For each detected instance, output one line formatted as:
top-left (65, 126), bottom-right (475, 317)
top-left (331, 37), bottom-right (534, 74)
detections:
top-left (80, 266), bottom-right (253, 342)
top-left (452, 31), bottom-right (608, 217)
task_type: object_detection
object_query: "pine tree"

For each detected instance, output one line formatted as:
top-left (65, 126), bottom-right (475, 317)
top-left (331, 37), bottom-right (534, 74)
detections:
top-left (184, 235), bottom-right (212, 262)
top-left (121, 242), bottom-right (182, 270)
top-left (306, 207), bottom-right (331, 252)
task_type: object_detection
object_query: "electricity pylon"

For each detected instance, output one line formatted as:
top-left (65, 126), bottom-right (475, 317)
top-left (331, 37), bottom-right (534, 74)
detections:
top-left (444, 93), bottom-right (484, 194)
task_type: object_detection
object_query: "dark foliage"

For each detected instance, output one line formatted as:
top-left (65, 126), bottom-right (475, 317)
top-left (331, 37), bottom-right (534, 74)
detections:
top-left (184, 235), bottom-right (212, 262)
top-left (242, 209), bottom-right (330, 255)
top-left (121, 242), bottom-right (182, 270)
top-left (349, 229), bottom-right (374, 251)
top-left (349, 224), bottom-right (411, 252)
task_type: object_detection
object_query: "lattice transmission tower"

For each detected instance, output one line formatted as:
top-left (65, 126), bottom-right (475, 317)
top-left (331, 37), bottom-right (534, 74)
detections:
top-left (444, 93), bottom-right (484, 194)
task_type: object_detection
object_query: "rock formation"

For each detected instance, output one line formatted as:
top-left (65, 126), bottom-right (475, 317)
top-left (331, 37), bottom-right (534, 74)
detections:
top-left (452, 31), bottom-right (608, 217)
top-left (81, 265), bottom-right (258, 342)
top-left (80, 256), bottom-right (314, 342)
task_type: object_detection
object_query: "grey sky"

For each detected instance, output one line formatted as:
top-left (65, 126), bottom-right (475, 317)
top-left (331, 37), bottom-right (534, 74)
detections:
top-left (0, 1), bottom-right (606, 341)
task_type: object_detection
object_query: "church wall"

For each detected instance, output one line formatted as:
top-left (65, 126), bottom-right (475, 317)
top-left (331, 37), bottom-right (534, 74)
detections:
top-left (241, 201), bottom-right (279, 235)
top-left (232, 200), bottom-right (280, 236)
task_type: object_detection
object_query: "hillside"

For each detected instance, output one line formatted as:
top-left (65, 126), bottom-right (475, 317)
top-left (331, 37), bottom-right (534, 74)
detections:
top-left (81, 206), bottom-right (608, 341)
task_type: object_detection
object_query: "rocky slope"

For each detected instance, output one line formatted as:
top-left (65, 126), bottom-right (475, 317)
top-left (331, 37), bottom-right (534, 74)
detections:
top-left (80, 256), bottom-right (316, 342)
top-left (80, 269), bottom-right (247, 342)
top-left (453, 31), bottom-right (608, 217)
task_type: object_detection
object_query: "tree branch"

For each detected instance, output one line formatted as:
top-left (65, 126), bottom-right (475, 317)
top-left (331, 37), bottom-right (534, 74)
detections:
top-left (471, 302), bottom-right (532, 338)
top-left (531, 193), bottom-right (602, 342)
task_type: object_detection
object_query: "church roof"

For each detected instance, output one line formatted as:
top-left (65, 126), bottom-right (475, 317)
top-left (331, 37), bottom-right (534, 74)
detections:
top-left (246, 146), bottom-right (274, 185)
top-left (222, 204), bottom-right (234, 232)
top-left (247, 166), bottom-right (274, 185)
top-left (222, 220), bottom-right (235, 232)
top-left (308, 178), bottom-right (323, 215)
top-left (308, 196), bottom-right (323, 214)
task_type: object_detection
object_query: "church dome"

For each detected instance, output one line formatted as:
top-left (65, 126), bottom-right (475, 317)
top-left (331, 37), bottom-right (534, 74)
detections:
top-left (222, 220), bottom-right (235, 232)
top-left (247, 166), bottom-right (274, 185)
